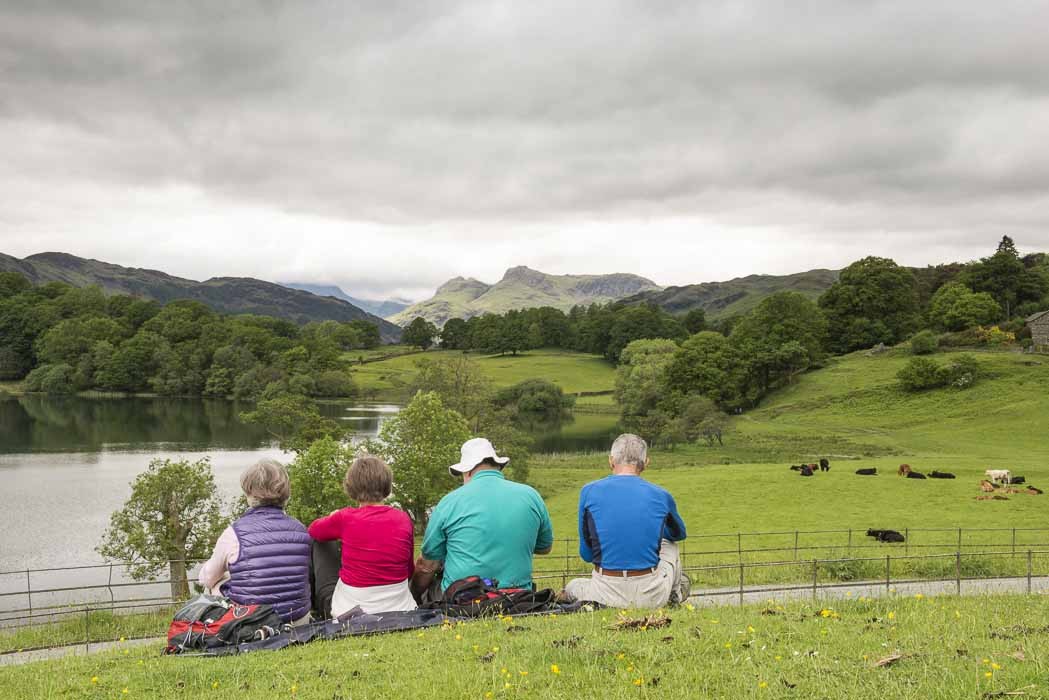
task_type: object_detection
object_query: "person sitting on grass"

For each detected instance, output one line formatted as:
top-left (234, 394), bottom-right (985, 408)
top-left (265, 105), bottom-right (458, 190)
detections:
top-left (560, 433), bottom-right (690, 609)
top-left (199, 459), bottom-right (312, 624)
top-left (411, 438), bottom-right (554, 602)
top-left (307, 455), bottom-right (416, 617)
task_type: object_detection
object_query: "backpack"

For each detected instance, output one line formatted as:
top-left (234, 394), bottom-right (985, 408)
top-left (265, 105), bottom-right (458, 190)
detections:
top-left (165, 594), bottom-right (284, 654)
top-left (430, 576), bottom-right (555, 617)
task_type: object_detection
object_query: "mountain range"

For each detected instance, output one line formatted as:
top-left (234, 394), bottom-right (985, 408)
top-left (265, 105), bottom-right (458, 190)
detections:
top-left (0, 252), bottom-right (403, 342)
top-left (281, 283), bottom-right (409, 318)
top-left (622, 269), bottom-right (841, 320)
top-left (389, 266), bottom-right (662, 327)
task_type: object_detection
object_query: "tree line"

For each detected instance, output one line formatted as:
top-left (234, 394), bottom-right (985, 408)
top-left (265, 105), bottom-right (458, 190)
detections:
top-left (0, 273), bottom-right (380, 398)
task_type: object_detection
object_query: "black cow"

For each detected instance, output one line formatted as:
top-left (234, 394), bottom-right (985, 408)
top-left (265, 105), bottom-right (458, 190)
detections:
top-left (929, 471), bottom-right (956, 479)
top-left (855, 468), bottom-right (878, 476)
top-left (867, 529), bottom-right (906, 543)
top-left (1012, 476), bottom-right (1026, 484)
top-left (789, 465), bottom-right (803, 471)
top-left (819, 458), bottom-right (830, 472)
top-left (906, 471), bottom-right (927, 479)
top-left (800, 465), bottom-right (814, 477)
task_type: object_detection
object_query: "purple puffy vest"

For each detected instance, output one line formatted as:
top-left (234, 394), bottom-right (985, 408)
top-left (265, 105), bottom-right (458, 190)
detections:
top-left (221, 506), bottom-right (312, 622)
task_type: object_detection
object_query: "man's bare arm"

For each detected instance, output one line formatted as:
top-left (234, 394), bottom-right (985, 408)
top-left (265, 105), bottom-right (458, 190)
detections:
top-left (410, 557), bottom-right (442, 601)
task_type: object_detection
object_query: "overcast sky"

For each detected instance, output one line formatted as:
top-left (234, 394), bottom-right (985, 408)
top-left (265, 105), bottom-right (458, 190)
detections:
top-left (3, 1), bottom-right (1049, 301)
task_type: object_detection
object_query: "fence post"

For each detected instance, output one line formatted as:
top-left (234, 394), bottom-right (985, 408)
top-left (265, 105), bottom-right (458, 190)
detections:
top-left (812, 560), bottom-right (818, 601)
top-left (957, 528), bottom-right (962, 552)
top-left (738, 562), bottom-right (744, 606)
top-left (84, 606), bottom-right (90, 651)
top-left (1012, 528), bottom-right (1017, 557)
top-left (847, 529), bottom-right (852, 556)
top-left (737, 533), bottom-right (742, 564)
top-left (904, 528), bottom-right (909, 556)
top-left (25, 569), bottom-right (31, 619)
top-left (107, 563), bottom-right (116, 613)
top-left (885, 555), bottom-right (891, 593)
top-left (1027, 550), bottom-right (1033, 594)
top-left (955, 551), bottom-right (961, 595)
top-left (561, 539), bottom-right (568, 590)
top-left (794, 531), bottom-right (799, 561)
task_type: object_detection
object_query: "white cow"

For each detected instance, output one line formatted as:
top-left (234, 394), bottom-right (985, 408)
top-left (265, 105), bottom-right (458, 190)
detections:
top-left (985, 469), bottom-right (1012, 485)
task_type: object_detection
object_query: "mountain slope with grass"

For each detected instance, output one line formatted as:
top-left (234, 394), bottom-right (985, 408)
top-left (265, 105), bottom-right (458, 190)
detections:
top-left (0, 252), bottom-right (402, 341)
top-left (622, 268), bottom-right (839, 320)
top-left (390, 266), bottom-right (661, 327)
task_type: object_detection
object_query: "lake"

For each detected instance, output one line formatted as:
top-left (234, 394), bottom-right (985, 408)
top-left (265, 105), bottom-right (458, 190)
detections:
top-left (0, 395), bottom-right (618, 573)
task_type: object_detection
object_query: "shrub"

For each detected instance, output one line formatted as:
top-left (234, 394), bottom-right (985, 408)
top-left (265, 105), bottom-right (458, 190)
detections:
top-left (940, 354), bottom-right (981, 389)
top-left (897, 357), bottom-right (945, 392)
top-left (24, 363), bottom-right (75, 394)
top-left (973, 325), bottom-right (1016, 347)
top-left (909, 330), bottom-right (938, 355)
top-left (313, 370), bottom-right (356, 397)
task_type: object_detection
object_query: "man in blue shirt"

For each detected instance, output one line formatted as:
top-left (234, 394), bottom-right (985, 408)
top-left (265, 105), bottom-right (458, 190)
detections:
top-left (562, 433), bottom-right (690, 608)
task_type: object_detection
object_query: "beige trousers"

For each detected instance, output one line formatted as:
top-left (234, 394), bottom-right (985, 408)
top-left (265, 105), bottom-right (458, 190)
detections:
top-left (564, 540), bottom-right (689, 609)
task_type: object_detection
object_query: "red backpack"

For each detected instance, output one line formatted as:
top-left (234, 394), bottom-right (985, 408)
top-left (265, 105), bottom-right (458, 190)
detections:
top-left (165, 595), bottom-right (283, 654)
top-left (431, 576), bottom-right (555, 617)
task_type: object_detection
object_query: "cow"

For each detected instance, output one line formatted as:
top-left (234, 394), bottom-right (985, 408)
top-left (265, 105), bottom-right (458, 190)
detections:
top-left (789, 465), bottom-right (803, 471)
top-left (800, 465), bottom-right (814, 477)
top-left (976, 495), bottom-right (1009, 501)
top-left (1026, 486), bottom-right (1044, 495)
top-left (929, 471), bottom-right (956, 479)
top-left (855, 468), bottom-right (878, 476)
top-left (1011, 476), bottom-right (1026, 484)
top-left (906, 470), bottom-right (927, 479)
top-left (985, 469), bottom-right (1012, 485)
top-left (898, 464), bottom-right (912, 476)
top-left (819, 458), bottom-right (830, 472)
top-left (979, 480), bottom-right (997, 492)
top-left (867, 529), bottom-right (905, 543)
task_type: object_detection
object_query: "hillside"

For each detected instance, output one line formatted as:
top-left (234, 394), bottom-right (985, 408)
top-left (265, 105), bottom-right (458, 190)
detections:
top-left (390, 266), bottom-right (661, 327)
top-left (281, 282), bottom-right (409, 318)
top-left (622, 268), bottom-right (839, 320)
top-left (0, 252), bottom-right (402, 342)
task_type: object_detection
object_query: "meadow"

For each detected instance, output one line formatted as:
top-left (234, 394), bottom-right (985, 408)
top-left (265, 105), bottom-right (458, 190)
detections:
top-left (5, 594), bottom-right (1049, 699)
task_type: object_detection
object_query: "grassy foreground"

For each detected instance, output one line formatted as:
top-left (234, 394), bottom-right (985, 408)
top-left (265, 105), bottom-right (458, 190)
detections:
top-left (4, 594), bottom-right (1049, 698)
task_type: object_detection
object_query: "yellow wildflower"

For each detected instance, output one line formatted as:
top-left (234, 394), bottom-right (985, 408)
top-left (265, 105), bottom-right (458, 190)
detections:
top-left (985, 672), bottom-right (993, 679)
top-left (633, 678), bottom-right (644, 687)
top-left (991, 663), bottom-right (1001, 671)
top-left (550, 664), bottom-right (560, 675)
top-left (91, 677), bottom-right (99, 684)
top-left (887, 612), bottom-right (895, 620)
top-left (759, 681), bottom-right (768, 689)
top-left (122, 690), bottom-right (128, 695)
top-left (212, 681), bottom-right (219, 689)
top-left (455, 634), bottom-right (462, 640)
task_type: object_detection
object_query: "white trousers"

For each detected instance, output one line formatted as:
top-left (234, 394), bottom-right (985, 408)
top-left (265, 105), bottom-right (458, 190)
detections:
top-left (331, 578), bottom-right (418, 618)
top-left (564, 540), bottom-right (689, 609)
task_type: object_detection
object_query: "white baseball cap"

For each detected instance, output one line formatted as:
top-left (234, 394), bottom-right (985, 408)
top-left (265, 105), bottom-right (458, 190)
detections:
top-left (447, 437), bottom-right (509, 477)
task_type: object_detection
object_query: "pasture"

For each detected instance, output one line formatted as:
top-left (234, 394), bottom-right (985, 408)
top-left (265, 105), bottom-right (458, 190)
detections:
top-left (347, 348), bottom-right (617, 396)
top-left (4, 594), bottom-right (1049, 699)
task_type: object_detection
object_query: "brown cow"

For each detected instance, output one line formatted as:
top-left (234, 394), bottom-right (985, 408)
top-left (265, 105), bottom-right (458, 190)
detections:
top-left (979, 480), bottom-right (996, 493)
top-left (898, 464), bottom-right (912, 477)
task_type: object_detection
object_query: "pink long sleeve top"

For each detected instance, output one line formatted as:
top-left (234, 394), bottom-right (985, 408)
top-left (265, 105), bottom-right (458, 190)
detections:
top-left (307, 505), bottom-right (415, 587)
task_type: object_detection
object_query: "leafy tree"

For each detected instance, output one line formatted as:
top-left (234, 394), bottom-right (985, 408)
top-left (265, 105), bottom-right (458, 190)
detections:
top-left (819, 257), bottom-right (920, 353)
top-left (614, 338), bottom-right (679, 425)
top-left (313, 369), bottom-right (356, 397)
top-left (24, 363), bottom-right (75, 394)
top-left (440, 318), bottom-right (470, 349)
top-left (497, 310), bottom-right (531, 355)
top-left (682, 308), bottom-right (707, 335)
top-left (962, 236), bottom-right (1048, 319)
top-left (412, 355), bottom-right (494, 429)
top-left (285, 436), bottom-right (356, 524)
top-left (0, 272), bottom-right (32, 298)
top-left (240, 394), bottom-right (343, 451)
top-left (403, 317), bottom-right (438, 350)
top-left (368, 391), bottom-right (470, 531)
top-left (493, 379), bottom-right (574, 418)
top-left (605, 304), bottom-right (687, 363)
top-left (97, 458), bottom-right (229, 599)
top-left (909, 330), bottom-right (939, 355)
top-left (36, 317), bottom-right (124, 366)
top-left (664, 331), bottom-right (743, 408)
top-left (348, 320), bottom-right (381, 349)
top-left (675, 394), bottom-right (728, 446)
top-left (928, 282), bottom-right (1002, 331)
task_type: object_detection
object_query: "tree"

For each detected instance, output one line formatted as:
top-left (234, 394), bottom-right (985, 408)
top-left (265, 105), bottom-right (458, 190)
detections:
top-left (440, 317), bottom-right (470, 349)
top-left (614, 338), bottom-right (679, 423)
top-left (369, 391), bottom-right (470, 531)
top-left (412, 355), bottom-right (494, 429)
top-left (682, 308), bottom-right (707, 335)
top-left (285, 436), bottom-right (357, 524)
top-left (493, 379), bottom-right (574, 419)
top-left (97, 458), bottom-right (229, 599)
top-left (403, 317), bottom-right (438, 350)
top-left (960, 237), bottom-right (1047, 320)
top-left (927, 282), bottom-right (1001, 331)
top-left (818, 257), bottom-right (920, 353)
top-left (605, 304), bottom-right (686, 363)
top-left (664, 332), bottom-right (743, 408)
top-left (675, 394), bottom-right (728, 446)
top-left (909, 330), bottom-right (938, 355)
top-left (240, 394), bottom-right (343, 451)
top-left (499, 310), bottom-right (530, 355)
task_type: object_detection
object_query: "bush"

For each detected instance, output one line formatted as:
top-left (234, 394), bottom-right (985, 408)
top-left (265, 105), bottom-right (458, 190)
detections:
top-left (493, 378), bottom-right (574, 418)
top-left (24, 363), bottom-right (75, 394)
top-left (909, 330), bottom-right (938, 355)
top-left (973, 325), bottom-right (1016, 346)
top-left (897, 357), bottom-right (945, 392)
top-left (313, 370), bottom-right (356, 397)
top-left (940, 354), bottom-right (981, 389)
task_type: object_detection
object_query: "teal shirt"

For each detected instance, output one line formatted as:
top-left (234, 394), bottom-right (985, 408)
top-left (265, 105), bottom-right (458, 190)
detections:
top-left (422, 470), bottom-right (554, 591)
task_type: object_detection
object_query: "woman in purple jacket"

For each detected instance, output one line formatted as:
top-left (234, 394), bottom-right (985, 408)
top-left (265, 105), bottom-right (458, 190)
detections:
top-left (199, 459), bottom-right (312, 624)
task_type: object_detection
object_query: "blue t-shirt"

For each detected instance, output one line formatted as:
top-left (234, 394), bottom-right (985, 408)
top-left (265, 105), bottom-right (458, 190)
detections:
top-left (577, 475), bottom-right (686, 570)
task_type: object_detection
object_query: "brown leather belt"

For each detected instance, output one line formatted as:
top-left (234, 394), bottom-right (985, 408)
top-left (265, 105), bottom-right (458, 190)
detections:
top-left (595, 566), bottom-right (657, 578)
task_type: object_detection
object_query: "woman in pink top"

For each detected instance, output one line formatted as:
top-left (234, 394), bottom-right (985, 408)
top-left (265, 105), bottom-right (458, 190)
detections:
top-left (307, 455), bottom-right (416, 616)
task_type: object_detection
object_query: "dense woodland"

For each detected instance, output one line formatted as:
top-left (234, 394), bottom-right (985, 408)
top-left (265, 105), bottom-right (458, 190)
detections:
top-left (0, 274), bottom-right (380, 398)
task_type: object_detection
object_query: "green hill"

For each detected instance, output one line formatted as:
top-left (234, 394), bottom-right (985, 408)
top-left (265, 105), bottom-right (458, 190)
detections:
top-left (390, 266), bottom-right (661, 327)
top-left (622, 268), bottom-right (839, 320)
top-left (0, 252), bottom-right (403, 341)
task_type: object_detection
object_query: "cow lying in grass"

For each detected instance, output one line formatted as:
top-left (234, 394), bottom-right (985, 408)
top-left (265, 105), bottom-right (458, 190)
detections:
top-left (867, 529), bottom-right (905, 543)
top-left (906, 470), bottom-right (927, 479)
top-left (929, 471), bottom-right (956, 479)
top-left (979, 480), bottom-right (997, 492)
top-left (855, 468), bottom-right (878, 476)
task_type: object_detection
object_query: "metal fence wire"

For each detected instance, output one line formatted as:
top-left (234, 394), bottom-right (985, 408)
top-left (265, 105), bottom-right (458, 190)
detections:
top-left (4, 526), bottom-right (1049, 653)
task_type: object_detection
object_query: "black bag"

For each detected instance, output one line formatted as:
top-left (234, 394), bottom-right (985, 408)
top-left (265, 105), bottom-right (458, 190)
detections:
top-left (428, 576), bottom-right (556, 617)
top-left (165, 594), bottom-right (284, 654)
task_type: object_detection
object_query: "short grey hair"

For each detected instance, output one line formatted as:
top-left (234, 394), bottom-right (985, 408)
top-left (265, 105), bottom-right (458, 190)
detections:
top-left (610, 433), bottom-right (648, 468)
top-left (240, 459), bottom-right (291, 508)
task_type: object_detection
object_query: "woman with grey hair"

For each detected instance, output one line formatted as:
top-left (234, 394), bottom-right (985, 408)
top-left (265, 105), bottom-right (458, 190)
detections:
top-left (198, 459), bottom-right (312, 624)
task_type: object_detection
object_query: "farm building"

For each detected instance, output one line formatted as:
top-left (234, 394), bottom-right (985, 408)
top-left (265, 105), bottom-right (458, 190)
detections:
top-left (1027, 310), bottom-right (1049, 349)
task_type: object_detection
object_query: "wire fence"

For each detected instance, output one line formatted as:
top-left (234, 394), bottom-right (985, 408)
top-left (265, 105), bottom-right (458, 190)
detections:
top-left (6, 526), bottom-right (1049, 654)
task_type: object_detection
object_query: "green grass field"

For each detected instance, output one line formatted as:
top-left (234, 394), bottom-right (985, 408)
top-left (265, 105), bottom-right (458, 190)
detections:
top-left (4, 594), bottom-right (1049, 699)
top-left (348, 348), bottom-right (617, 396)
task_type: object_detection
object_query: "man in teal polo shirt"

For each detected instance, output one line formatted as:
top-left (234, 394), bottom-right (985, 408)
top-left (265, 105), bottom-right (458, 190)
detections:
top-left (411, 438), bottom-right (554, 597)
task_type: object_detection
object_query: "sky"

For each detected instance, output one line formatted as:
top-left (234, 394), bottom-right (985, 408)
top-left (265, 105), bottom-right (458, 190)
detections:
top-left (3, 1), bottom-right (1049, 302)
